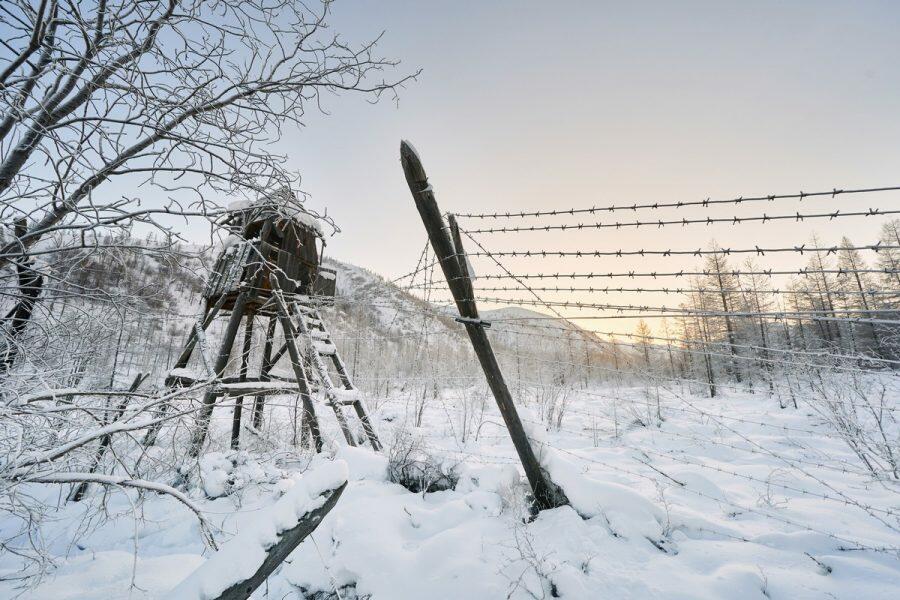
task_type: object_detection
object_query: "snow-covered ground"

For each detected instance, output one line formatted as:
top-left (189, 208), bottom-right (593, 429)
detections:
top-left (3, 381), bottom-right (898, 599)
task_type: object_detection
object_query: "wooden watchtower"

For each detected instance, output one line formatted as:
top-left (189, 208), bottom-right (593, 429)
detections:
top-left (163, 188), bottom-right (380, 457)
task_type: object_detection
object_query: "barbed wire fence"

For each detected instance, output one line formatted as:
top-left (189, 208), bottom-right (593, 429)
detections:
top-left (5, 180), bottom-right (900, 571)
top-left (383, 181), bottom-right (900, 555)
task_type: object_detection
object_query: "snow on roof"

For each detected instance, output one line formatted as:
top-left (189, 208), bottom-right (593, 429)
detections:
top-left (225, 199), bottom-right (253, 212)
top-left (225, 187), bottom-right (325, 237)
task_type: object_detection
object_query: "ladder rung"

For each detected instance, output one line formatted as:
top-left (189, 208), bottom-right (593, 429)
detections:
top-left (314, 340), bottom-right (336, 356)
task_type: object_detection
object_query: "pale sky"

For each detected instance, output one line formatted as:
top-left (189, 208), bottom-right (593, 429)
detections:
top-left (219, 1), bottom-right (900, 333)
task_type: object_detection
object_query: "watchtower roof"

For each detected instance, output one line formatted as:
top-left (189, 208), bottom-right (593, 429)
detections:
top-left (223, 186), bottom-right (325, 239)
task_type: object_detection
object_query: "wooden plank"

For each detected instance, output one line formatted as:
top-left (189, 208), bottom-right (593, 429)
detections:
top-left (400, 140), bottom-right (568, 512)
top-left (207, 482), bottom-right (346, 600)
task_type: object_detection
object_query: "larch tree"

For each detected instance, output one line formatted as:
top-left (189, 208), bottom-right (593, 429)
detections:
top-left (703, 246), bottom-right (742, 383)
top-left (836, 236), bottom-right (883, 359)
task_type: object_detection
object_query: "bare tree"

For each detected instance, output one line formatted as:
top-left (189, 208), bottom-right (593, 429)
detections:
top-left (0, 0), bottom-right (415, 357)
top-left (0, 0), bottom-right (414, 577)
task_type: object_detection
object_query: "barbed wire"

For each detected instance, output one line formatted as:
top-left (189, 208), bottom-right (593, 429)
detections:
top-left (460, 228), bottom-right (569, 322)
top-left (488, 326), bottom-right (900, 376)
top-left (451, 185), bottom-right (900, 219)
top-left (492, 348), bottom-right (900, 412)
top-left (461, 267), bottom-right (900, 281)
top-left (455, 243), bottom-right (900, 259)
top-left (460, 208), bottom-right (900, 234)
top-left (490, 320), bottom-right (900, 367)
top-left (468, 296), bottom-right (900, 317)
top-left (402, 283), bottom-right (900, 298)
top-left (481, 309), bottom-right (900, 326)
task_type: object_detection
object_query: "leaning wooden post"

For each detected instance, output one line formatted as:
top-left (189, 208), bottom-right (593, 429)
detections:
top-left (169, 475), bottom-right (347, 600)
top-left (400, 140), bottom-right (568, 512)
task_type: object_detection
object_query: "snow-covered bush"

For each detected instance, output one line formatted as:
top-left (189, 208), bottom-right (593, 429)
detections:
top-left (808, 371), bottom-right (900, 480)
top-left (386, 427), bottom-right (458, 493)
top-left (197, 451), bottom-right (280, 499)
top-left (529, 384), bottom-right (572, 431)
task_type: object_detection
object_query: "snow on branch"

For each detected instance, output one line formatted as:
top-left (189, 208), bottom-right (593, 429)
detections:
top-left (23, 471), bottom-right (219, 550)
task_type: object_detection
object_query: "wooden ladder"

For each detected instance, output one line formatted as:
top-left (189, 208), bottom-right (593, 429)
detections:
top-left (291, 296), bottom-right (381, 451)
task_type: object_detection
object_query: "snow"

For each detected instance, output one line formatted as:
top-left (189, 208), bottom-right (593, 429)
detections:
top-left (4, 255), bottom-right (900, 600)
top-left (168, 367), bottom-right (199, 380)
top-left (225, 189), bottom-right (325, 236)
top-left (331, 388), bottom-right (360, 401)
top-left (15, 387), bottom-right (78, 404)
top-left (4, 384), bottom-right (900, 599)
top-left (167, 459), bottom-right (348, 600)
top-left (219, 233), bottom-right (242, 250)
top-left (197, 451), bottom-right (280, 499)
top-left (291, 210), bottom-right (325, 237)
top-left (20, 552), bottom-right (204, 600)
top-left (313, 340), bottom-right (336, 356)
top-left (226, 200), bottom-right (253, 212)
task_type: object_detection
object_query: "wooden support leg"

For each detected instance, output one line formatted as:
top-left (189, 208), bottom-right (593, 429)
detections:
top-left (230, 316), bottom-right (255, 450)
top-left (141, 403), bottom-right (167, 447)
top-left (271, 285), bottom-right (323, 452)
top-left (251, 316), bottom-right (277, 429)
top-left (298, 398), bottom-right (311, 448)
top-left (147, 299), bottom-right (225, 448)
top-left (187, 293), bottom-right (249, 458)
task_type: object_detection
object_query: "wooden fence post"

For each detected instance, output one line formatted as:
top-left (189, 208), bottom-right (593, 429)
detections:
top-left (400, 140), bottom-right (568, 512)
